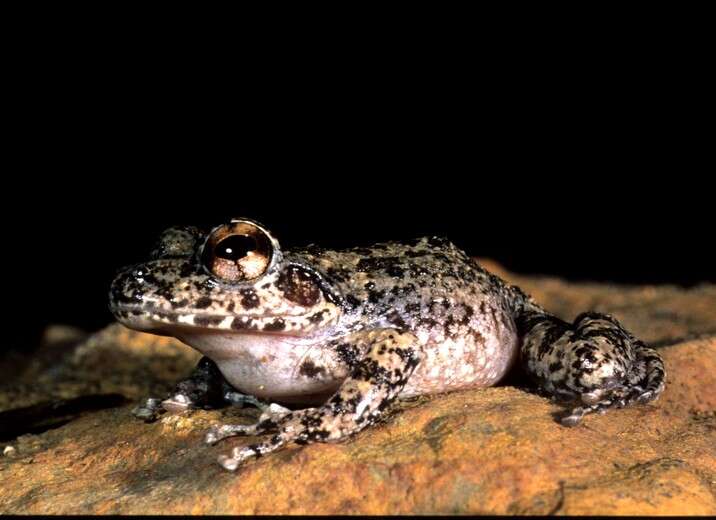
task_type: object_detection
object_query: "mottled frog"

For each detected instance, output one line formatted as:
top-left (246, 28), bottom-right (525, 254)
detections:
top-left (109, 218), bottom-right (665, 471)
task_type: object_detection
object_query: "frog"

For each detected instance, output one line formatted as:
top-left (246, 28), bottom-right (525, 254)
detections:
top-left (109, 218), bottom-right (666, 471)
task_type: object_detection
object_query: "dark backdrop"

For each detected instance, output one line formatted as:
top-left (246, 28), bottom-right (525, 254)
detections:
top-left (3, 36), bottom-right (713, 351)
top-left (7, 165), bottom-right (712, 348)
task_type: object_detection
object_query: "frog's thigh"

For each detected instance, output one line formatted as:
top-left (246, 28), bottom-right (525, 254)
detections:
top-left (521, 311), bottom-right (665, 425)
top-left (216, 328), bottom-right (421, 471)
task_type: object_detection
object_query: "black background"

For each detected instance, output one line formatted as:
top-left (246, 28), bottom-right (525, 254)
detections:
top-left (3, 24), bottom-right (714, 352)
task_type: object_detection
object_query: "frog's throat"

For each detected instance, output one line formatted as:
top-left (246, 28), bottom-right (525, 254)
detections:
top-left (175, 330), bottom-right (319, 361)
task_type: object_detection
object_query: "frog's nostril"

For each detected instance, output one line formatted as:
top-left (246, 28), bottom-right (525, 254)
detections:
top-left (112, 263), bottom-right (152, 281)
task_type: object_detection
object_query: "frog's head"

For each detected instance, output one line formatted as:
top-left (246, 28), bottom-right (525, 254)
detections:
top-left (109, 218), bottom-right (344, 343)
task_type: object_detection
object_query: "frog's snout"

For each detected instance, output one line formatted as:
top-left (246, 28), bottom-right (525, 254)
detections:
top-left (108, 263), bottom-right (152, 312)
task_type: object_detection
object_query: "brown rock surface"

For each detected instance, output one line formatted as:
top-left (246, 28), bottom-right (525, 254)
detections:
top-left (1, 262), bottom-right (714, 514)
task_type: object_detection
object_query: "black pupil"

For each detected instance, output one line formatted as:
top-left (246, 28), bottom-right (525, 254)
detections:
top-left (215, 235), bottom-right (257, 261)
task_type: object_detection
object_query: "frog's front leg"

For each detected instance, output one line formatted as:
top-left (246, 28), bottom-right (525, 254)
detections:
top-left (518, 310), bottom-right (666, 426)
top-left (133, 356), bottom-right (268, 421)
top-left (210, 329), bottom-right (421, 471)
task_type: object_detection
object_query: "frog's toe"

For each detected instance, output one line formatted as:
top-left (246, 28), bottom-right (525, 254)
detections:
top-left (561, 406), bottom-right (587, 426)
top-left (205, 416), bottom-right (281, 445)
top-left (223, 391), bottom-right (267, 409)
top-left (205, 426), bottom-right (223, 445)
top-left (580, 388), bottom-right (608, 405)
top-left (561, 398), bottom-right (616, 426)
top-left (132, 397), bottom-right (165, 422)
top-left (216, 446), bottom-right (259, 471)
top-left (260, 402), bottom-right (292, 420)
top-left (205, 423), bottom-right (258, 445)
top-left (636, 389), bottom-right (655, 404)
top-left (561, 382), bottom-right (657, 426)
top-left (217, 453), bottom-right (241, 471)
top-left (132, 406), bottom-right (158, 422)
top-left (161, 394), bottom-right (193, 413)
top-left (217, 437), bottom-right (289, 471)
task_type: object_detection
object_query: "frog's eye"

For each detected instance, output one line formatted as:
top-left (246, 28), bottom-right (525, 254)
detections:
top-left (202, 221), bottom-right (273, 282)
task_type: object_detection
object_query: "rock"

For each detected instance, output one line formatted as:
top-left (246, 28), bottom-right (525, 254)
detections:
top-left (0, 262), bottom-right (714, 514)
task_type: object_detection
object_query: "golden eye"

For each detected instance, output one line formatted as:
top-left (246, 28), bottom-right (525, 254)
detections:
top-left (203, 221), bottom-right (273, 282)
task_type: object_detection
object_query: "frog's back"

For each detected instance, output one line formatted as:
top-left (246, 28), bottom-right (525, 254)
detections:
top-left (287, 236), bottom-right (520, 395)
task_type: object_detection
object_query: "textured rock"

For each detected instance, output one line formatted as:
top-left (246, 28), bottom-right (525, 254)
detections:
top-left (1, 263), bottom-right (714, 514)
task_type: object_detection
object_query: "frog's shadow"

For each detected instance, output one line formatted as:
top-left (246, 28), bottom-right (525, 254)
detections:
top-left (495, 365), bottom-right (577, 426)
top-left (0, 393), bottom-right (128, 443)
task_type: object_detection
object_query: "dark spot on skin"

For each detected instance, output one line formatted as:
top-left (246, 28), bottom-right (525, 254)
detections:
top-left (418, 315), bottom-right (438, 328)
top-left (299, 360), bottom-right (326, 378)
top-left (277, 265), bottom-right (321, 306)
top-left (368, 289), bottom-right (386, 304)
top-left (240, 289), bottom-right (260, 309)
top-left (308, 310), bottom-right (328, 324)
top-left (179, 263), bottom-right (196, 278)
top-left (460, 303), bottom-right (474, 325)
top-left (386, 265), bottom-right (404, 278)
top-left (171, 298), bottom-right (190, 309)
top-left (471, 330), bottom-right (485, 344)
top-left (387, 310), bottom-right (408, 330)
top-left (345, 294), bottom-right (361, 310)
top-left (404, 302), bottom-right (420, 314)
top-left (356, 256), bottom-right (403, 273)
top-left (326, 267), bottom-right (350, 283)
top-left (263, 318), bottom-right (286, 331)
top-left (226, 301), bottom-right (235, 312)
top-left (261, 283), bottom-right (271, 290)
top-left (335, 342), bottom-right (360, 367)
top-left (194, 315), bottom-right (225, 327)
top-left (231, 317), bottom-right (248, 330)
top-left (390, 283), bottom-right (416, 298)
top-left (153, 311), bottom-right (177, 322)
top-left (194, 297), bottom-right (213, 309)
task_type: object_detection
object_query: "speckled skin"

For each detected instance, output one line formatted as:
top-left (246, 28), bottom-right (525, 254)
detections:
top-left (109, 218), bottom-right (666, 471)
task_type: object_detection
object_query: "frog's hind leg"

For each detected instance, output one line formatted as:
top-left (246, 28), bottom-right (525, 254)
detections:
top-left (518, 310), bottom-right (666, 426)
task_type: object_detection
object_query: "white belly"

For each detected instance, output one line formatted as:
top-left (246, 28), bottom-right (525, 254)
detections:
top-left (177, 332), bottom-right (348, 404)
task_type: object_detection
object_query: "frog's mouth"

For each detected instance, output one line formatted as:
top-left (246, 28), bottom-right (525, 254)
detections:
top-left (109, 294), bottom-right (343, 343)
